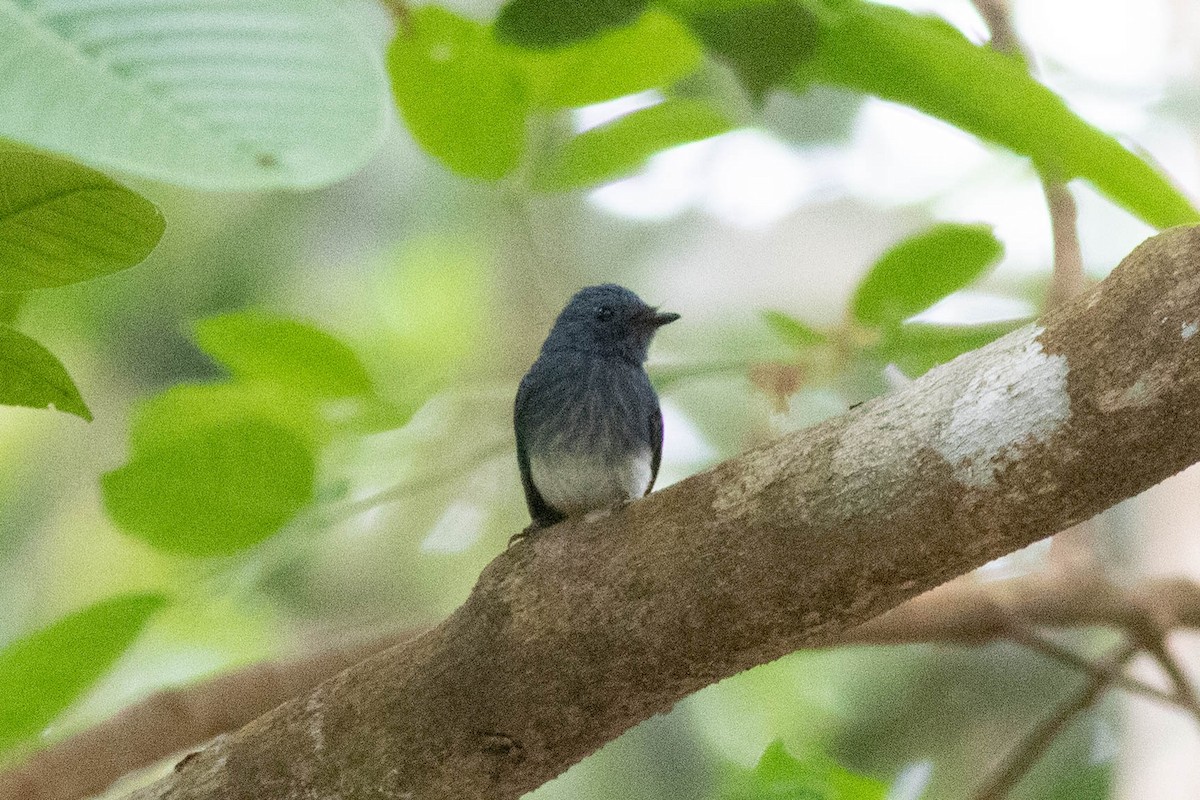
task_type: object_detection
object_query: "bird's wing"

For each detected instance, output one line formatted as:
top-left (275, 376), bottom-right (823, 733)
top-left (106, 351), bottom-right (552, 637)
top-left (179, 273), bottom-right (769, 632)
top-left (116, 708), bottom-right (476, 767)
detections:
top-left (646, 396), bottom-right (664, 495)
top-left (514, 375), bottom-right (564, 527)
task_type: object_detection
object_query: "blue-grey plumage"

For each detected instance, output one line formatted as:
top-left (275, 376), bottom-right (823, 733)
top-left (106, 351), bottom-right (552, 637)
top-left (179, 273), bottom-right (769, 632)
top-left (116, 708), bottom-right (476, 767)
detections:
top-left (514, 284), bottom-right (679, 529)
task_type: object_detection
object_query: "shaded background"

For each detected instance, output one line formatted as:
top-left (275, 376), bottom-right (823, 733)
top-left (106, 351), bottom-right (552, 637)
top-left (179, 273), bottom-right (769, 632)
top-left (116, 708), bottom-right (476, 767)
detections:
top-left (2, 0), bottom-right (1200, 797)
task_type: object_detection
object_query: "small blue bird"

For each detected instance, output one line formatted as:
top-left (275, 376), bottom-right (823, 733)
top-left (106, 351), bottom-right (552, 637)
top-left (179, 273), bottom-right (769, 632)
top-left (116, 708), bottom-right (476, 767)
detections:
top-left (514, 284), bottom-right (679, 532)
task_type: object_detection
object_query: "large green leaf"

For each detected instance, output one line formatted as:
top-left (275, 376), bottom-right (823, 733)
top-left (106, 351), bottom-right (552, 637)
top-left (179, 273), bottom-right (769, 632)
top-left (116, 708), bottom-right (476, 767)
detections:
top-left (723, 741), bottom-right (887, 799)
top-left (508, 9), bottom-right (703, 108)
top-left (664, 0), bottom-right (820, 100)
top-left (0, 593), bottom-right (167, 754)
top-left (851, 223), bottom-right (1003, 327)
top-left (194, 312), bottom-right (374, 400)
top-left (793, 0), bottom-right (1198, 229)
top-left (0, 325), bottom-right (90, 420)
top-left (495, 0), bottom-right (648, 48)
top-left (388, 7), bottom-right (529, 180)
top-left (0, 0), bottom-right (387, 190)
top-left (533, 99), bottom-right (733, 190)
top-left (0, 293), bottom-right (21, 324)
top-left (102, 421), bottom-right (314, 557)
top-left (0, 150), bottom-right (163, 291)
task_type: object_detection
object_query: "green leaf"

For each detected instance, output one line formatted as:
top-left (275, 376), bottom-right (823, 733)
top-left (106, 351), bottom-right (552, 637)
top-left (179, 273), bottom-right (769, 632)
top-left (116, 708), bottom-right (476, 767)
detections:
top-left (0, 325), bottom-right (90, 420)
top-left (193, 313), bottom-right (374, 400)
top-left (0, 150), bottom-right (164, 291)
top-left (0, 293), bottom-right (22, 325)
top-left (495, 0), bottom-right (648, 48)
top-left (131, 382), bottom-right (322, 453)
top-left (878, 319), bottom-right (1030, 377)
top-left (102, 421), bottom-right (314, 557)
top-left (388, 7), bottom-right (529, 180)
top-left (724, 741), bottom-right (887, 800)
top-left (762, 310), bottom-right (826, 346)
top-left (508, 9), bottom-right (703, 108)
top-left (0, 593), bottom-right (167, 754)
top-left (664, 0), bottom-right (820, 100)
top-left (794, 1), bottom-right (1198, 229)
top-left (533, 98), bottom-right (733, 190)
top-left (0, 1), bottom-right (387, 190)
top-left (851, 223), bottom-right (1004, 327)
top-left (1045, 763), bottom-right (1111, 800)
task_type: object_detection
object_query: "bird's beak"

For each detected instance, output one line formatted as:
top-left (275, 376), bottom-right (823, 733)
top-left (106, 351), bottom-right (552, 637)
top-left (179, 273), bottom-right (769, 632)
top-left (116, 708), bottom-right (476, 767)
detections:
top-left (650, 310), bottom-right (680, 327)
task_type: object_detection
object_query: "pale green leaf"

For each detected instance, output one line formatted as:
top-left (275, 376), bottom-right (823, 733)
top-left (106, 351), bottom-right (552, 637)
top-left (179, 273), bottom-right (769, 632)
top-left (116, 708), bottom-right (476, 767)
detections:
top-left (533, 99), bottom-right (733, 190)
top-left (102, 421), bottom-right (314, 556)
top-left (0, 150), bottom-right (163, 291)
top-left (762, 310), bottom-right (825, 346)
top-left (388, 7), bottom-right (528, 180)
top-left (0, 324), bottom-right (90, 420)
top-left (0, 593), bottom-right (167, 754)
top-left (0, 0), bottom-right (388, 189)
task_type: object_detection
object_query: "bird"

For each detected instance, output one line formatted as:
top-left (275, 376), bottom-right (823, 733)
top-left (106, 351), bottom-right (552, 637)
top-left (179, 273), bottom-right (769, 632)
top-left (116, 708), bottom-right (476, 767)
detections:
top-left (513, 284), bottom-right (679, 534)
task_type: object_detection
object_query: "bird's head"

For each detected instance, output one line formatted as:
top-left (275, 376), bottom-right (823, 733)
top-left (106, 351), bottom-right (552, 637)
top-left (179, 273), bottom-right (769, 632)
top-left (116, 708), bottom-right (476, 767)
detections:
top-left (542, 284), bottom-right (679, 363)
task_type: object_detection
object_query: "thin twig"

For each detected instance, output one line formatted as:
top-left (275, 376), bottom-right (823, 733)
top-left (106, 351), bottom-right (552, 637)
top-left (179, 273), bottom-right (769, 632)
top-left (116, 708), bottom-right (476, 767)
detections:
top-left (970, 0), bottom-right (1020, 55)
top-left (380, 0), bottom-right (412, 35)
top-left (324, 437), bottom-right (513, 522)
top-left (1041, 179), bottom-right (1086, 310)
top-left (1005, 622), bottom-right (1179, 708)
top-left (1124, 600), bottom-right (1200, 723)
top-left (970, 0), bottom-right (1087, 310)
top-left (972, 640), bottom-right (1138, 800)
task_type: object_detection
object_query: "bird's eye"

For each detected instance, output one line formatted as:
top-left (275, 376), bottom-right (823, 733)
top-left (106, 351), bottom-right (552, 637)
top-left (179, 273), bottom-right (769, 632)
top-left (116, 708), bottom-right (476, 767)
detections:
top-left (595, 305), bottom-right (615, 321)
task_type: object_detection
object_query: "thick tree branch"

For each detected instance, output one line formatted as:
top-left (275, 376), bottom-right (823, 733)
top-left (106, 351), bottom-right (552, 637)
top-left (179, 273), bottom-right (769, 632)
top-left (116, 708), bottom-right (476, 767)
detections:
top-left (0, 632), bottom-right (418, 800)
top-left (121, 227), bottom-right (1200, 799)
top-left (12, 575), bottom-right (1200, 800)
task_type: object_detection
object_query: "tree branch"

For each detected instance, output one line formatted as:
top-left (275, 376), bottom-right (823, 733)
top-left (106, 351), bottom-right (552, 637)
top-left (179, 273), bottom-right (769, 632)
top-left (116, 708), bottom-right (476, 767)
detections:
top-left (1002, 623), bottom-right (1174, 707)
top-left (12, 575), bottom-right (1200, 800)
top-left (119, 227), bottom-right (1200, 799)
top-left (0, 632), bottom-right (419, 800)
top-left (971, 639), bottom-right (1137, 800)
top-left (1123, 597), bottom-right (1200, 719)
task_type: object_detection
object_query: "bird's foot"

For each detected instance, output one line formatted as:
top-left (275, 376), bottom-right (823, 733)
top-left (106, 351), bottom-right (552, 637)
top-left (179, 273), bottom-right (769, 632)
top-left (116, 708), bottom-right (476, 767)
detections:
top-left (507, 523), bottom-right (541, 548)
top-left (584, 499), bottom-right (633, 524)
top-left (584, 507), bottom-right (613, 524)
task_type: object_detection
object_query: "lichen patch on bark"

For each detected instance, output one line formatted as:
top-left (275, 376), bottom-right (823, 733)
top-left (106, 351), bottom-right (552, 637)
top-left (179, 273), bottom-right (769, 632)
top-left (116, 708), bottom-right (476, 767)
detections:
top-left (933, 326), bottom-right (1070, 487)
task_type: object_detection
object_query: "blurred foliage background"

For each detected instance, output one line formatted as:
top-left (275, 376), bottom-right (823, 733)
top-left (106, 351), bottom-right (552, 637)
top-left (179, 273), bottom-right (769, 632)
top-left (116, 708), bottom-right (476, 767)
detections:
top-left (2, 0), bottom-right (1200, 797)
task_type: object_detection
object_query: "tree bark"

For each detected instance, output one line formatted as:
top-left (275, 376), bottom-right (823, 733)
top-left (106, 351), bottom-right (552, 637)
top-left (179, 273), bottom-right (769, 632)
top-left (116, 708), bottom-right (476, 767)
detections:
top-left (128, 226), bottom-right (1200, 800)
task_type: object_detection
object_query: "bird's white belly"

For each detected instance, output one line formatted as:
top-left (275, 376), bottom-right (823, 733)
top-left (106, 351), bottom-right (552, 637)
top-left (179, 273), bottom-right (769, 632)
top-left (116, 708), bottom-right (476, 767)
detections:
top-left (529, 448), bottom-right (653, 517)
